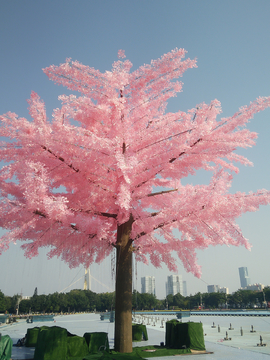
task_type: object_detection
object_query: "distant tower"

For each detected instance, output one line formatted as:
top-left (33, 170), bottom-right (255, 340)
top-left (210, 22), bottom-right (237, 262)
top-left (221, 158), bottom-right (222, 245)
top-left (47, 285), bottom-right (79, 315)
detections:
top-left (166, 275), bottom-right (183, 296)
top-left (84, 268), bottom-right (91, 290)
top-left (182, 281), bottom-right (187, 297)
top-left (141, 276), bottom-right (156, 295)
top-left (238, 267), bottom-right (251, 288)
top-left (207, 285), bottom-right (220, 293)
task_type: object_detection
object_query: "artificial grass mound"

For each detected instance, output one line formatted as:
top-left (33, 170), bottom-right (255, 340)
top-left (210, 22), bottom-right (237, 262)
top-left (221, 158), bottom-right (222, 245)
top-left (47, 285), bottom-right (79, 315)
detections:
top-left (84, 332), bottom-right (109, 354)
top-left (25, 326), bottom-right (40, 347)
top-left (0, 335), bottom-right (13, 360)
top-left (165, 320), bottom-right (205, 351)
top-left (132, 324), bottom-right (148, 341)
top-left (34, 326), bottom-right (70, 360)
top-left (24, 320), bottom-right (205, 360)
top-left (68, 335), bottom-right (89, 358)
top-left (83, 320), bottom-right (205, 359)
top-left (28, 326), bottom-right (108, 360)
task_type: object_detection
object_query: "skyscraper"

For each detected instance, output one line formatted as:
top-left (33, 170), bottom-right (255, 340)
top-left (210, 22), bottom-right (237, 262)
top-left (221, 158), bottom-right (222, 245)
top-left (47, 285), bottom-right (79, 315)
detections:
top-left (207, 285), bottom-right (220, 293)
top-left (166, 275), bottom-right (183, 296)
top-left (141, 276), bottom-right (156, 295)
top-left (238, 267), bottom-right (251, 288)
top-left (183, 281), bottom-right (187, 297)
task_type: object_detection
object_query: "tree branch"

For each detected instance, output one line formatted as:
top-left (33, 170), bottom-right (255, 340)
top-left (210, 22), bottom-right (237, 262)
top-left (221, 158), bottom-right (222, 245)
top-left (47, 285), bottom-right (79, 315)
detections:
top-left (147, 188), bottom-right (178, 197)
top-left (42, 145), bottom-right (116, 195)
top-left (42, 145), bottom-right (79, 172)
top-left (82, 209), bottom-right (117, 219)
top-left (136, 129), bottom-right (192, 153)
top-left (169, 138), bottom-right (202, 163)
top-left (133, 203), bottom-right (207, 241)
top-left (34, 207), bottom-right (117, 221)
top-left (135, 136), bottom-right (202, 190)
top-left (133, 218), bottom-right (177, 241)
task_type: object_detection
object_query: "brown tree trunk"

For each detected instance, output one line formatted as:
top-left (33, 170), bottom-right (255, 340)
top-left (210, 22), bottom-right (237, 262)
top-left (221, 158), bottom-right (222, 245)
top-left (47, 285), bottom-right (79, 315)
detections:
top-left (114, 215), bottom-right (133, 353)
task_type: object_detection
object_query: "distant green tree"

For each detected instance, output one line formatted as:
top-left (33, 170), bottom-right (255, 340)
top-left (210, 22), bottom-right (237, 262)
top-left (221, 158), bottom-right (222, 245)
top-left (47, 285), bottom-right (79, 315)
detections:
top-left (229, 290), bottom-right (256, 308)
top-left (204, 292), bottom-right (226, 309)
top-left (140, 293), bottom-right (157, 310)
top-left (263, 287), bottom-right (270, 307)
top-left (4, 294), bottom-right (22, 314)
top-left (132, 290), bottom-right (157, 310)
top-left (67, 290), bottom-right (89, 312)
top-left (19, 299), bottom-right (31, 314)
top-left (4, 296), bottom-right (12, 313)
top-left (166, 294), bottom-right (174, 309)
top-left (132, 290), bottom-right (139, 310)
top-left (250, 291), bottom-right (260, 307)
top-left (187, 292), bottom-right (201, 309)
top-left (49, 293), bottom-right (61, 313)
top-left (0, 291), bottom-right (7, 312)
top-left (84, 290), bottom-right (97, 311)
top-left (229, 291), bottom-right (242, 308)
top-left (173, 293), bottom-right (186, 309)
top-left (155, 299), bottom-right (164, 310)
top-left (98, 292), bottom-right (114, 312)
top-left (37, 294), bottom-right (49, 313)
top-left (57, 292), bottom-right (68, 313)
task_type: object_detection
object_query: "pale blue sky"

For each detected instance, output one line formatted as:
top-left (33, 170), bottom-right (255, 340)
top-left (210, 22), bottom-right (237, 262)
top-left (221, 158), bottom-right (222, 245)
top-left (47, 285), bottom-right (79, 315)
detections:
top-left (0, 1), bottom-right (269, 298)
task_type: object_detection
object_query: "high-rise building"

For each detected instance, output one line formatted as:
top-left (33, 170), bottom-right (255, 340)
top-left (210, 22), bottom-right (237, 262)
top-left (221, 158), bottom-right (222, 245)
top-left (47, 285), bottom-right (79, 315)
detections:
top-left (238, 267), bottom-right (251, 288)
top-left (207, 285), bottom-right (220, 293)
top-left (141, 276), bottom-right (156, 295)
top-left (245, 284), bottom-right (264, 291)
top-left (207, 285), bottom-right (229, 294)
top-left (183, 281), bottom-right (187, 297)
top-left (219, 287), bottom-right (229, 294)
top-left (166, 275), bottom-right (183, 296)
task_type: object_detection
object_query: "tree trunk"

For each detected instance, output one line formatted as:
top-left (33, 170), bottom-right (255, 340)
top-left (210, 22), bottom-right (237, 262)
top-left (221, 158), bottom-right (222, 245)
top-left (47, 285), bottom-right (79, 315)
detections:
top-left (114, 215), bottom-right (133, 353)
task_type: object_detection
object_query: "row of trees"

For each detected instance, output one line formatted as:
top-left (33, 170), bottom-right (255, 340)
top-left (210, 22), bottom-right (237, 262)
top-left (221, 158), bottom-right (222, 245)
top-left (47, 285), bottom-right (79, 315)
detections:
top-left (167, 288), bottom-right (270, 310)
top-left (1, 288), bottom-right (270, 315)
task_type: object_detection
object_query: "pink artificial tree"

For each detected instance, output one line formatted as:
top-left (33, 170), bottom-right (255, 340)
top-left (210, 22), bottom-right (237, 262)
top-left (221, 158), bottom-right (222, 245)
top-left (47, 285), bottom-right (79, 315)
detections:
top-left (0, 49), bottom-right (270, 352)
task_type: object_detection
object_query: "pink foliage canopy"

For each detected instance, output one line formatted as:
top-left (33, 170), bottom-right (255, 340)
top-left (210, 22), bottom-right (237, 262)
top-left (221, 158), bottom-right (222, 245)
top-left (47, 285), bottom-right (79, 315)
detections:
top-left (0, 48), bottom-right (270, 277)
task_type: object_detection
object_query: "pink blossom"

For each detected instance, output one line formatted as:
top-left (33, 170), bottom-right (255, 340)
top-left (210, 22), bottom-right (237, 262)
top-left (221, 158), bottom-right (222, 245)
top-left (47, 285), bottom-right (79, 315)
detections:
top-left (118, 49), bottom-right (126, 59)
top-left (0, 49), bottom-right (269, 277)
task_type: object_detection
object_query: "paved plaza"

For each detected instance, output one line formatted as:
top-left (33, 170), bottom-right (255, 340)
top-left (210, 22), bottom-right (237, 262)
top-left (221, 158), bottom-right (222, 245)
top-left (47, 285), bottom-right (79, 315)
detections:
top-left (1, 313), bottom-right (270, 359)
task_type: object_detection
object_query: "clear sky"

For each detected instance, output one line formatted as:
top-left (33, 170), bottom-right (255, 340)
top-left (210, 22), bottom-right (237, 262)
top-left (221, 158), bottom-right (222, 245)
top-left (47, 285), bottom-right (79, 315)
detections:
top-left (0, 0), bottom-right (270, 299)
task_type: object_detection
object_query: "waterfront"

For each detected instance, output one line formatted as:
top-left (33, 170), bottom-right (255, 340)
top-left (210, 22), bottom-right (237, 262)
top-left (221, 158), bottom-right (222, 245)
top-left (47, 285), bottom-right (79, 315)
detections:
top-left (1, 312), bottom-right (270, 359)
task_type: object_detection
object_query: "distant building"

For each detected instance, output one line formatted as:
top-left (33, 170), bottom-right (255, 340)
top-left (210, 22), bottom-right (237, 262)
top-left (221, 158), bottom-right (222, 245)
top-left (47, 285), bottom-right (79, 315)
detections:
top-left (183, 281), bottom-right (187, 297)
top-left (207, 285), bottom-right (220, 293)
top-left (219, 287), bottom-right (229, 295)
top-left (166, 275), bottom-right (183, 296)
top-left (207, 285), bottom-right (229, 294)
top-left (141, 276), bottom-right (156, 295)
top-left (239, 267), bottom-right (251, 288)
top-left (245, 284), bottom-right (264, 291)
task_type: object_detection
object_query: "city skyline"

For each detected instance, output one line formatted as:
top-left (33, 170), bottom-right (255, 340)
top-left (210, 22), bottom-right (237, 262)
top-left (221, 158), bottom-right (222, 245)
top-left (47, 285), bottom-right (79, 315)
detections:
top-left (0, 256), bottom-right (269, 299)
top-left (0, 1), bottom-right (270, 299)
